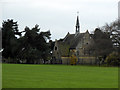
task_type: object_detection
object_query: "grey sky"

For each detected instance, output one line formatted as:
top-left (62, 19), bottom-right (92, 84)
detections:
top-left (1, 0), bottom-right (119, 40)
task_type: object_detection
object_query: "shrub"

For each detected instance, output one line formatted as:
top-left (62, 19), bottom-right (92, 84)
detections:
top-left (105, 52), bottom-right (120, 66)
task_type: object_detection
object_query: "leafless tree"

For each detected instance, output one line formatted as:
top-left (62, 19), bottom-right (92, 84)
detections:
top-left (101, 19), bottom-right (120, 52)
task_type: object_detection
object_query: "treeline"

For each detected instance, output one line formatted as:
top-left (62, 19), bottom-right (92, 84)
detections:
top-left (92, 19), bottom-right (120, 66)
top-left (2, 19), bottom-right (53, 64)
top-left (1, 19), bottom-right (120, 66)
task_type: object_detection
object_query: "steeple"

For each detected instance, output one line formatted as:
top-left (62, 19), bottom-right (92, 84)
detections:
top-left (75, 12), bottom-right (80, 34)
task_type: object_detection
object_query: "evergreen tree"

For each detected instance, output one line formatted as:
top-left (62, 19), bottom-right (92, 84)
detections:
top-left (93, 28), bottom-right (113, 60)
top-left (2, 19), bottom-right (21, 62)
top-left (17, 25), bottom-right (51, 64)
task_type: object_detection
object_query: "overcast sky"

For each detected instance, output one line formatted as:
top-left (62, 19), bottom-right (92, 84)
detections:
top-left (0, 0), bottom-right (119, 40)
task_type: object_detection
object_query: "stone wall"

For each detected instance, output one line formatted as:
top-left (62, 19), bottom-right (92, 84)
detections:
top-left (61, 56), bottom-right (96, 65)
top-left (78, 57), bottom-right (96, 65)
top-left (61, 57), bottom-right (70, 64)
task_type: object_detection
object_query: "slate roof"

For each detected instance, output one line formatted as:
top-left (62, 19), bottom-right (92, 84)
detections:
top-left (63, 33), bottom-right (85, 49)
top-left (63, 34), bottom-right (75, 44)
top-left (70, 33), bottom-right (85, 48)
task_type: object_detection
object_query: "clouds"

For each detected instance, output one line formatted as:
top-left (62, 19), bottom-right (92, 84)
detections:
top-left (1, 0), bottom-right (119, 40)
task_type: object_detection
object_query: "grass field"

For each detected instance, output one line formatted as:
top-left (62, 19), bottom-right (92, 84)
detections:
top-left (2, 64), bottom-right (118, 88)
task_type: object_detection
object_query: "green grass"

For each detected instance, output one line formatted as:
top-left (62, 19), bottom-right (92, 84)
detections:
top-left (2, 64), bottom-right (118, 88)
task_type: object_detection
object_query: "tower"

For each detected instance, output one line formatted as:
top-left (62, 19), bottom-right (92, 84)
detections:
top-left (118, 1), bottom-right (120, 19)
top-left (118, 1), bottom-right (120, 30)
top-left (75, 12), bottom-right (80, 34)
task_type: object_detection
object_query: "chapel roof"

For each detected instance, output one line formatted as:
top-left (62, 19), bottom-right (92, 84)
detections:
top-left (63, 33), bottom-right (85, 49)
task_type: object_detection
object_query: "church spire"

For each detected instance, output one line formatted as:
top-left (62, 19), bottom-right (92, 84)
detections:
top-left (75, 12), bottom-right (80, 33)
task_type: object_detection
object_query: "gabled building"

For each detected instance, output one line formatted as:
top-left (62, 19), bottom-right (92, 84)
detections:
top-left (52, 15), bottom-right (96, 65)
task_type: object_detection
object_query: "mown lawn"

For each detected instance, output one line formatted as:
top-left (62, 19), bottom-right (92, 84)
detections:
top-left (2, 64), bottom-right (118, 88)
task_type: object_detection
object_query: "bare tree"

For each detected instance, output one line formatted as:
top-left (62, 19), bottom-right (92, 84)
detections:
top-left (101, 19), bottom-right (120, 52)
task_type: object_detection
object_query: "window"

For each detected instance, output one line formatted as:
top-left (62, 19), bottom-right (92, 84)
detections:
top-left (77, 51), bottom-right (79, 56)
top-left (55, 47), bottom-right (57, 50)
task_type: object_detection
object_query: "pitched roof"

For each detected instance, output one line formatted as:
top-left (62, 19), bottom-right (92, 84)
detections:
top-left (63, 33), bottom-right (85, 49)
top-left (63, 34), bottom-right (75, 44)
top-left (70, 33), bottom-right (85, 48)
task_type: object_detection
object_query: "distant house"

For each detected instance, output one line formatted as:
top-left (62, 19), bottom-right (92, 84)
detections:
top-left (52, 15), bottom-right (96, 65)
